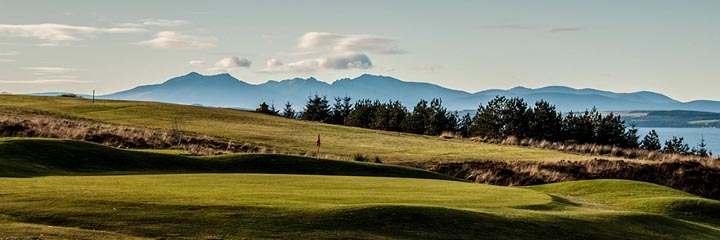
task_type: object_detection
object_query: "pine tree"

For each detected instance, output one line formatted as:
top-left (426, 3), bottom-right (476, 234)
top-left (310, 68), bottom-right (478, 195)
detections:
top-left (640, 129), bottom-right (661, 151)
top-left (330, 97), bottom-right (345, 125)
top-left (563, 109), bottom-right (597, 144)
top-left (528, 100), bottom-right (562, 141)
top-left (341, 96), bottom-right (353, 123)
top-left (345, 99), bottom-right (375, 128)
top-left (663, 136), bottom-right (690, 154)
top-left (255, 102), bottom-right (278, 115)
top-left (282, 101), bottom-right (295, 119)
top-left (426, 98), bottom-right (451, 135)
top-left (594, 113), bottom-right (626, 146)
top-left (300, 94), bottom-right (331, 122)
top-left (623, 123), bottom-right (641, 149)
top-left (386, 100), bottom-right (407, 132)
top-left (470, 96), bottom-right (506, 138)
top-left (501, 97), bottom-right (529, 138)
top-left (402, 99), bottom-right (430, 134)
top-left (458, 113), bottom-right (473, 138)
top-left (370, 100), bottom-right (390, 130)
top-left (693, 135), bottom-right (711, 157)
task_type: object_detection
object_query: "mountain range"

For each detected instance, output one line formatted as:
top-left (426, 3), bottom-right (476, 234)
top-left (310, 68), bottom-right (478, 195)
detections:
top-left (100, 72), bottom-right (719, 113)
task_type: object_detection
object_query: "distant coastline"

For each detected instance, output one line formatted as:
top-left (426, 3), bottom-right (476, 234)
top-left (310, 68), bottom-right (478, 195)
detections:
top-left (618, 110), bottom-right (720, 128)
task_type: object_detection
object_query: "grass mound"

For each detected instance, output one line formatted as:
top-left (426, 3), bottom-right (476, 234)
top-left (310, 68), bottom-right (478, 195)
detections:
top-left (0, 138), bottom-right (454, 180)
top-left (527, 179), bottom-right (720, 227)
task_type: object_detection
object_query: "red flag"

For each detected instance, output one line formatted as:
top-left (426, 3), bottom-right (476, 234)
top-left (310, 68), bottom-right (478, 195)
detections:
top-left (316, 134), bottom-right (321, 147)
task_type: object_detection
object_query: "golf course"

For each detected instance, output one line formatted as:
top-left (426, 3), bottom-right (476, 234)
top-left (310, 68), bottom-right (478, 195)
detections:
top-left (1, 96), bottom-right (719, 239)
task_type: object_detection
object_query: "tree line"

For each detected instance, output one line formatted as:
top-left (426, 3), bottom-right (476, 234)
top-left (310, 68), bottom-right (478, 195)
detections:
top-left (256, 95), bottom-right (712, 157)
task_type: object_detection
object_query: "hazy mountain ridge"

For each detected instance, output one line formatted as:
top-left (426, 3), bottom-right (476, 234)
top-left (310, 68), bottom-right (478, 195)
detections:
top-left (100, 72), bottom-right (720, 113)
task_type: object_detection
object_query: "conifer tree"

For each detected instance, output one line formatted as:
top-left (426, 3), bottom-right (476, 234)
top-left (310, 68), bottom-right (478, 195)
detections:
top-left (640, 130), bottom-right (661, 151)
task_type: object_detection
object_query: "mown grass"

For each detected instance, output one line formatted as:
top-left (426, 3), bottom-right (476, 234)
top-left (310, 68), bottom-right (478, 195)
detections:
top-left (0, 174), bottom-right (718, 239)
top-left (0, 95), bottom-right (589, 164)
top-left (527, 179), bottom-right (720, 227)
top-left (0, 138), bottom-right (718, 239)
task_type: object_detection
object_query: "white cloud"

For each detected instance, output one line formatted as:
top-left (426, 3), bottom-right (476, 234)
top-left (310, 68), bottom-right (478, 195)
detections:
top-left (412, 64), bottom-right (444, 72)
top-left (550, 27), bottom-right (582, 33)
top-left (189, 60), bottom-right (207, 67)
top-left (136, 31), bottom-right (216, 49)
top-left (321, 53), bottom-right (373, 69)
top-left (23, 67), bottom-right (78, 74)
top-left (481, 24), bottom-right (535, 30)
top-left (297, 32), bottom-right (405, 54)
top-left (212, 56), bottom-right (251, 72)
top-left (0, 23), bottom-right (146, 46)
top-left (257, 58), bottom-right (319, 73)
top-left (0, 79), bottom-right (88, 84)
top-left (0, 59), bottom-right (15, 63)
top-left (117, 23), bottom-right (144, 28)
top-left (4, 69), bottom-right (87, 83)
top-left (258, 53), bottom-right (372, 73)
top-left (259, 32), bottom-right (394, 73)
top-left (0, 51), bottom-right (18, 56)
top-left (142, 19), bottom-right (189, 27)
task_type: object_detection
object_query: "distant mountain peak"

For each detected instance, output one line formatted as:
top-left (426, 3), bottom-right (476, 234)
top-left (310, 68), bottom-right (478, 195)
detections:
top-left (185, 71), bottom-right (202, 77)
top-left (357, 73), bottom-right (392, 79)
top-left (181, 71), bottom-right (233, 78)
top-left (346, 74), bottom-right (401, 83)
top-left (283, 76), bottom-right (320, 82)
top-left (161, 72), bottom-right (246, 87)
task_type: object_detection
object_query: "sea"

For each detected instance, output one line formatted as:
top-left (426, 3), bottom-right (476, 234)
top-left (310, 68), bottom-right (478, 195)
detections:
top-left (637, 127), bottom-right (720, 157)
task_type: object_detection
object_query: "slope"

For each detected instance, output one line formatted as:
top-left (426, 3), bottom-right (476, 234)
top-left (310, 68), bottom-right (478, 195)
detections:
top-left (0, 95), bottom-right (589, 165)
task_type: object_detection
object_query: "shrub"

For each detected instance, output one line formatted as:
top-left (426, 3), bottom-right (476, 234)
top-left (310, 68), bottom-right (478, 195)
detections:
top-left (59, 93), bottom-right (82, 98)
top-left (353, 154), bottom-right (369, 162)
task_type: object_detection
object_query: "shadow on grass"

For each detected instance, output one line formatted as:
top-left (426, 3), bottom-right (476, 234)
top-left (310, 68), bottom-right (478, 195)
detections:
top-left (3, 200), bottom-right (719, 240)
top-left (0, 139), bottom-right (459, 181)
top-left (513, 194), bottom-right (582, 211)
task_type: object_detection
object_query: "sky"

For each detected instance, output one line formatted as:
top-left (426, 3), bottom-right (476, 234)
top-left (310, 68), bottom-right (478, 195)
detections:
top-left (0, 0), bottom-right (718, 102)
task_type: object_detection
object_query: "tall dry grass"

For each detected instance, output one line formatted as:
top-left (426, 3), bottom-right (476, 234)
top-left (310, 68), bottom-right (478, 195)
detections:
top-left (472, 136), bottom-right (718, 164)
top-left (0, 106), bottom-right (286, 156)
top-left (432, 158), bottom-right (720, 199)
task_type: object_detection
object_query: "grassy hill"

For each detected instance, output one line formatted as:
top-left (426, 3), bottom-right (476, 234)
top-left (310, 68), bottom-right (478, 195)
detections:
top-left (0, 95), bottom-right (589, 165)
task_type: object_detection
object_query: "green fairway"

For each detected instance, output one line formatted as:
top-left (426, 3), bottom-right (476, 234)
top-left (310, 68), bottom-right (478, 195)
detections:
top-left (527, 180), bottom-right (720, 227)
top-left (0, 175), bottom-right (718, 239)
top-left (0, 138), bottom-right (717, 239)
top-left (0, 95), bottom-right (589, 164)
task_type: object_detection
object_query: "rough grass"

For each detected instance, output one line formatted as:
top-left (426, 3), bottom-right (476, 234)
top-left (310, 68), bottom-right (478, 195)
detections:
top-left (0, 138), bottom-right (454, 180)
top-left (0, 95), bottom-right (589, 165)
top-left (0, 175), bottom-right (718, 239)
top-left (432, 159), bottom-right (720, 199)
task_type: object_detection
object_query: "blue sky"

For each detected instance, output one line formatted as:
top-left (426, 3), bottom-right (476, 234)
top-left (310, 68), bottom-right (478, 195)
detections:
top-left (0, 0), bottom-right (718, 101)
